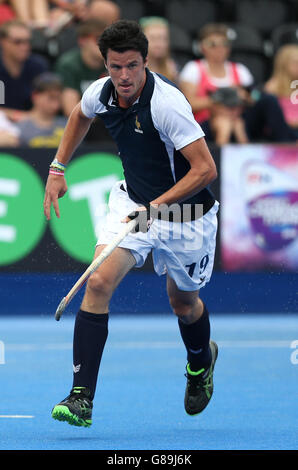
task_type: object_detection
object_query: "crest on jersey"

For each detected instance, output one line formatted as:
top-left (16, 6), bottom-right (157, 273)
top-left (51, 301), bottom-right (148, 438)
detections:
top-left (134, 115), bottom-right (143, 134)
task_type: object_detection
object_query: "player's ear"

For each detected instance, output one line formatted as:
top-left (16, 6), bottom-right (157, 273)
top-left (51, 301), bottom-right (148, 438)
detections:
top-left (144, 56), bottom-right (148, 68)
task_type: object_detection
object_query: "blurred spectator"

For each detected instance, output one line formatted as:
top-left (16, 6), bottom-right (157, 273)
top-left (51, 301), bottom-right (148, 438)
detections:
top-left (47, 0), bottom-right (89, 35)
top-left (264, 44), bottom-right (298, 138)
top-left (16, 72), bottom-right (67, 147)
top-left (9, 0), bottom-right (50, 29)
top-left (140, 16), bottom-right (178, 83)
top-left (87, 0), bottom-right (121, 24)
top-left (0, 1), bottom-right (16, 26)
top-left (179, 23), bottom-right (297, 144)
top-left (0, 20), bottom-right (48, 121)
top-left (0, 109), bottom-right (20, 146)
top-left (45, 1), bottom-right (92, 38)
top-left (179, 23), bottom-right (253, 144)
top-left (46, 0), bottom-right (120, 36)
top-left (55, 18), bottom-right (107, 117)
top-left (49, 0), bottom-right (88, 21)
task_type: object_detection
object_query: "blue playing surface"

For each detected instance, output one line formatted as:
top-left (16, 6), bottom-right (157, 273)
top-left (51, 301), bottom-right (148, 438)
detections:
top-left (1, 313), bottom-right (297, 450)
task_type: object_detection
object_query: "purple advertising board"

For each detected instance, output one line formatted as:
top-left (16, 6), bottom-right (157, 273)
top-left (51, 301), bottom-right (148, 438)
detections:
top-left (221, 144), bottom-right (298, 271)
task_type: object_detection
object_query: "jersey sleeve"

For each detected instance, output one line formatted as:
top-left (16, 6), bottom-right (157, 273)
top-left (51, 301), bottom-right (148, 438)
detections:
top-left (80, 78), bottom-right (107, 118)
top-left (151, 83), bottom-right (205, 150)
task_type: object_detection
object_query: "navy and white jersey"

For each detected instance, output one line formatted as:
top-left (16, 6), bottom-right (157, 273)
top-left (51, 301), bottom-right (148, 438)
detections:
top-left (81, 68), bottom-right (214, 206)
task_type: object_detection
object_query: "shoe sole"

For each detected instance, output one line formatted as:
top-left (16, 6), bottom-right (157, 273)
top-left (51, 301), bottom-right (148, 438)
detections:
top-left (185, 340), bottom-right (218, 417)
top-left (52, 405), bottom-right (92, 428)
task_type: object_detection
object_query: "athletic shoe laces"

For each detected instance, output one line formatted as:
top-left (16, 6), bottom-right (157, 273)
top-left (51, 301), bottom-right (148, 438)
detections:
top-left (67, 388), bottom-right (91, 405)
top-left (185, 368), bottom-right (211, 395)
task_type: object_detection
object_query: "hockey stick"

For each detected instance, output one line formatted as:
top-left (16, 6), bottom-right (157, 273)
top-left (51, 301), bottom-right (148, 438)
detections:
top-left (54, 219), bottom-right (138, 321)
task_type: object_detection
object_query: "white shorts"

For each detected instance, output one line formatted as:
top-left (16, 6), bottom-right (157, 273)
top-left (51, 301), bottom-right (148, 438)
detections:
top-left (97, 180), bottom-right (219, 291)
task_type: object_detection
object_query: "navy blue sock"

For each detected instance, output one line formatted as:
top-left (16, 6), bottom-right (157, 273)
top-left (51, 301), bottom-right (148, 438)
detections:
top-left (72, 309), bottom-right (108, 400)
top-left (178, 303), bottom-right (211, 371)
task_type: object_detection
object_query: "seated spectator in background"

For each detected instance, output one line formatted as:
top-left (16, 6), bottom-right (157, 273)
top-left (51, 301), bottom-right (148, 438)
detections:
top-left (0, 109), bottom-right (20, 145)
top-left (55, 18), bottom-right (107, 117)
top-left (0, 1), bottom-right (16, 26)
top-left (16, 73), bottom-right (67, 147)
top-left (47, 0), bottom-right (120, 36)
top-left (179, 23), bottom-right (253, 144)
top-left (87, 0), bottom-right (121, 24)
top-left (47, 0), bottom-right (89, 34)
top-left (0, 20), bottom-right (48, 121)
top-left (140, 16), bottom-right (178, 83)
top-left (179, 23), bottom-right (297, 144)
top-left (264, 44), bottom-right (298, 138)
top-left (9, 0), bottom-right (50, 29)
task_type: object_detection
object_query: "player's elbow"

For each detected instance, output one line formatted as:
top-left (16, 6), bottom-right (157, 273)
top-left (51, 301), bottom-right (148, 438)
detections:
top-left (208, 161), bottom-right (217, 184)
top-left (198, 160), bottom-right (217, 186)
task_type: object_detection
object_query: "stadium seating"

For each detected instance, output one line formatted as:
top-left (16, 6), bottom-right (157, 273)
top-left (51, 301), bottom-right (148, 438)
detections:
top-left (23, 0), bottom-right (298, 85)
top-left (226, 23), bottom-right (269, 84)
top-left (165, 0), bottom-right (217, 38)
top-left (271, 23), bottom-right (298, 52)
top-left (235, 0), bottom-right (290, 38)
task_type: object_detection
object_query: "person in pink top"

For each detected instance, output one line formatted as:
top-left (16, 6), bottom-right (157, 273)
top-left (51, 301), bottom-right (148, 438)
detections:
top-left (179, 23), bottom-right (297, 144)
top-left (180, 24), bottom-right (253, 123)
top-left (179, 23), bottom-right (253, 145)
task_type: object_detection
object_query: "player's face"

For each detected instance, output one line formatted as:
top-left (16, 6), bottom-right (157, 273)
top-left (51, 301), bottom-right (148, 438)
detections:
top-left (105, 49), bottom-right (147, 107)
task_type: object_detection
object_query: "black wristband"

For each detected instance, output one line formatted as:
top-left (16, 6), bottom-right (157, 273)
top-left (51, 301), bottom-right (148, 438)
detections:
top-left (127, 204), bottom-right (153, 233)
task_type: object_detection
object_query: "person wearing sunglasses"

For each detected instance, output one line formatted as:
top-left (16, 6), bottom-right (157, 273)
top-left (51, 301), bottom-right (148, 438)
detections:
top-left (179, 23), bottom-right (253, 145)
top-left (0, 19), bottom-right (48, 122)
top-left (179, 23), bottom-right (297, 144)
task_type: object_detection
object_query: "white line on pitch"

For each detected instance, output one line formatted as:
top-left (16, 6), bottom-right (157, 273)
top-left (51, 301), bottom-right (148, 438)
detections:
top-left (4, 340), bottom-right (293, 351)
top-left (0, 415), bottom-right (34, 418)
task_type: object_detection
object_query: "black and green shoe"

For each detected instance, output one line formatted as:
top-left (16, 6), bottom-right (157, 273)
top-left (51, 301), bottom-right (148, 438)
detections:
top-left (184, 340), bottom-right (218, 416)
top-left (51, 387), bottom-right (93, 427)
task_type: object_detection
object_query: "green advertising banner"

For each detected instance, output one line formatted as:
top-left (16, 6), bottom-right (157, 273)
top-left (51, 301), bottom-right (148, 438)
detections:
top-left (0, 153), bottom-right (46, 265)
top-left (0, 145), bottom-right (220, 272)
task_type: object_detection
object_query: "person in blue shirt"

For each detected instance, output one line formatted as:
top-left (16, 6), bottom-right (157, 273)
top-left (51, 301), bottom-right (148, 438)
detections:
top-left (0, 19), bottom-right (48, 122)
top-left (44, 20), bottom-right (219, 428)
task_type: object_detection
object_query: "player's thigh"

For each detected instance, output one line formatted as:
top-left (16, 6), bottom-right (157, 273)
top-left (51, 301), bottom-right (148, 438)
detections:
top-left (86, 244), bottom-right (136, 296)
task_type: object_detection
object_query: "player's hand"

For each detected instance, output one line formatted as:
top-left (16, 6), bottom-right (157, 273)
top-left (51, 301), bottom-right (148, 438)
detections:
top-left (43, 174), bottom-right (68, 221)
top-left (122, 204), bottom-right (154, 233)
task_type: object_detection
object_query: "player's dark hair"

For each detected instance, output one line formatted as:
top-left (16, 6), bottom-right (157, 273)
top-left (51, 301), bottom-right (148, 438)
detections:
top-left (98, 19), bottom-right (148, 62)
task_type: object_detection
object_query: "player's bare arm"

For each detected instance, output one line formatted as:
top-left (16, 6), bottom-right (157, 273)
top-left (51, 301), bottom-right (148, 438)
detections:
top-left (150, 137), bottom-right (217, 207)
top-left (43, 102), bottom-right (93, 220)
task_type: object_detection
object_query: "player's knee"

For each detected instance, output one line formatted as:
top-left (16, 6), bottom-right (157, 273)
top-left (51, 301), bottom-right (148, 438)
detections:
top-left (168, 295), bottom-right (194, 319)
top-left (86, 271), bottom-right (113, 298)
